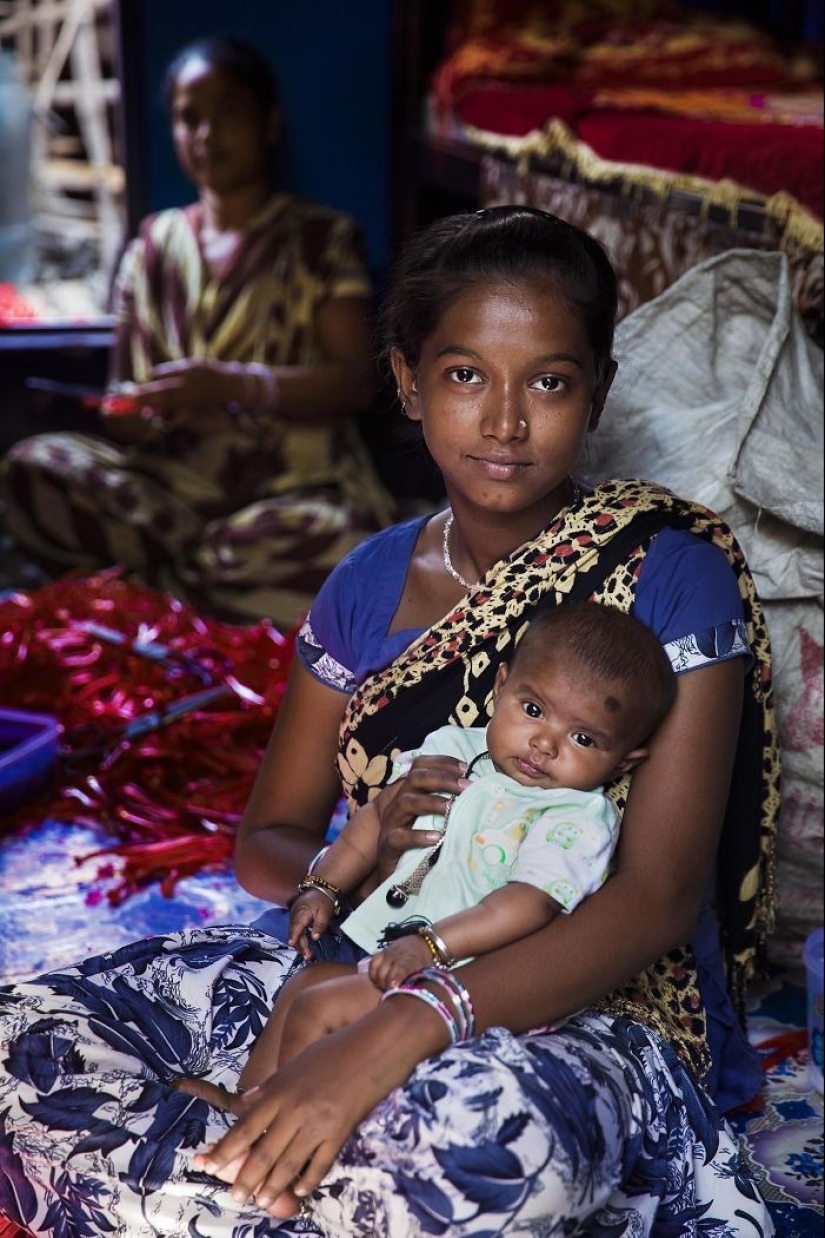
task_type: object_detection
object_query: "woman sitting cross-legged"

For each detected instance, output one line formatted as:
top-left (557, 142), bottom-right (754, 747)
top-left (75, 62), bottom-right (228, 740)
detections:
top-left (0, 206), bottom-right (778, 1237)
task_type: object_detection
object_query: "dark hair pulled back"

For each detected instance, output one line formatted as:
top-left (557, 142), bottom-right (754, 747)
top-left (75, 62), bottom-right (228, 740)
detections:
top-left (162, 35), bottom-right (280, 116)
top-left (380, 207), bottom-right (618, 383)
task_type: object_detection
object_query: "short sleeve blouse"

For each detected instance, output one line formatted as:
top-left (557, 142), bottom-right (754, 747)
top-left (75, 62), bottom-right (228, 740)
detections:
top-left (298, 516), bottom-right (749, 695)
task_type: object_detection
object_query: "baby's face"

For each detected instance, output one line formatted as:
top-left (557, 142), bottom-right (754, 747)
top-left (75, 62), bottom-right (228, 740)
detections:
top-left (486, 650), bottom-right (645, 791)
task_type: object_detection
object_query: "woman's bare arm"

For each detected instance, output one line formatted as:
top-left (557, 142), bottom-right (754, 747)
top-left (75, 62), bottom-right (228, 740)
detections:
top-left (233, 661), bottom-right (350, 906)
top-left (116, 296), bottom-right (376, 431)
top-left (272, 295), bottom-right (376, 419)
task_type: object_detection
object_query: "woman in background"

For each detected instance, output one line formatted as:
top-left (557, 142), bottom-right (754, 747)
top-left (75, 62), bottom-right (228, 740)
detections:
top-left (1, 36), bottom-right (394, 630)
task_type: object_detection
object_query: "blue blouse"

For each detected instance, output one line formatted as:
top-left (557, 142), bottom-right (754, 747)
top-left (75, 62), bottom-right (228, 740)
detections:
top-left (298, 516), bottom-right (750, 696)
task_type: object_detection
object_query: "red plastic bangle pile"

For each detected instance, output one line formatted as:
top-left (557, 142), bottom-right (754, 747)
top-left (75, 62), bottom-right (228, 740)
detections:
top-left (0, 568), bottom-right (295, 904)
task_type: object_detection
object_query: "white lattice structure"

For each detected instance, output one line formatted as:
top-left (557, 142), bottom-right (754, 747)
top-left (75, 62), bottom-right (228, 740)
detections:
top-left (0, 0), bottom-right (125, 317)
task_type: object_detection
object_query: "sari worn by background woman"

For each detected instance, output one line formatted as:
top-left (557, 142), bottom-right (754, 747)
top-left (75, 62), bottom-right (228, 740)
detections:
top-left (0, 480), bottom-right (778, 1237)
top-left (1, 193), bottom-right (394, 629)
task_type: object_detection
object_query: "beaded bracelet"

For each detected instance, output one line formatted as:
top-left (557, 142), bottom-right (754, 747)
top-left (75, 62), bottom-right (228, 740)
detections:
top-left (412, 967), bottom-right (476, 1041)
top-left (380, 985), bottom-right (461, 1044)
top-left (382, 968), bottom-right (476, 1043)
top-left (296, 874), bottom-right (341, 917)
top-left (417, 924), bottom-right (456, 969)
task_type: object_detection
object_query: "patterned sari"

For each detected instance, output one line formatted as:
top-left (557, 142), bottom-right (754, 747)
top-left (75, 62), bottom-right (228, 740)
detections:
top-left (0, 480), bottom-right (779, 1236)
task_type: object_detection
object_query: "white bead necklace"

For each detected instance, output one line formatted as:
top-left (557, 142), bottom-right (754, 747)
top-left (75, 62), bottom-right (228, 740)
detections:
top-left (442, 513), bottom-right (477, 591)
top-left (442, 477), bottom-right (584, 592)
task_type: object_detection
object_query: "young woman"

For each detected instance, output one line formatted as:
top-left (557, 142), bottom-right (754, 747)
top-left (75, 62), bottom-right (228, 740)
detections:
top-left (0, 207), bottom-right (778, 1236)
top-left (0, 36), bottom-right (393, 630)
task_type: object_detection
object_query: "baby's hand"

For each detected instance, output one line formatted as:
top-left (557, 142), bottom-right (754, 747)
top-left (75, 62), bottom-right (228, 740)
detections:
top-left (287, 892), bottom-right (332, 958)
top-left (368, 934), bottom-right (434, 990)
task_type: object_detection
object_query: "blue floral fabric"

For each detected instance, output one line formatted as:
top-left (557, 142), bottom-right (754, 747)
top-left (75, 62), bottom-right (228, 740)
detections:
top-left (0, 924), bottom-right (773, 1236)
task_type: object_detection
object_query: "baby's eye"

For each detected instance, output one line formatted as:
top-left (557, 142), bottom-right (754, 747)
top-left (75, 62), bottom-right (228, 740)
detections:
top-left (522, 701), bottom-right (542, 719)
top-left (571, 732), bottom-right (596, 748)
top-left (450, 368), bottom-right (481, 385)
top-left (530, 375), bottom-right (566, 393)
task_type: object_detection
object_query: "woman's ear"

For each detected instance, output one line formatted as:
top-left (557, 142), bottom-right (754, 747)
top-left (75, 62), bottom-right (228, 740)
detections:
top-left (390, 349), bottom-right (421, 422)
top-left (588, 359), bottom-right (618, 432)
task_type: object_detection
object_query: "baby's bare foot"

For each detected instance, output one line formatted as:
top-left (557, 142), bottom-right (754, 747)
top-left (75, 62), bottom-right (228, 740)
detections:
top-left (173, 1077), bottom-right (244, 1115)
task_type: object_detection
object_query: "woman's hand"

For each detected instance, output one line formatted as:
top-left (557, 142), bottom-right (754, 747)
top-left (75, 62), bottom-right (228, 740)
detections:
top-left (128, 359), bottom-right (240, 427)
top-left (373, 755), bottom-right (468, 883)
top-left (190, 984), bottom-right (450, 1213)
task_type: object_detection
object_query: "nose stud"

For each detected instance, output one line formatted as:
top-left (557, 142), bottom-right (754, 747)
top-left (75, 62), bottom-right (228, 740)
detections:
top-left (518, 419), bottom-right (527, 430)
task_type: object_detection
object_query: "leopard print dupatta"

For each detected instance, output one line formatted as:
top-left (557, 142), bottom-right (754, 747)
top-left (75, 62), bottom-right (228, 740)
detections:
top-left (338, 479), bottom-right (780, 1078)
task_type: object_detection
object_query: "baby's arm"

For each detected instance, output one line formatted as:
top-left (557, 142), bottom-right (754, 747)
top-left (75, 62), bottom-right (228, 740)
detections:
top-left (367, 883), bottom-right (560, 989)
top-left (288, 802), bottom-right (382, 954)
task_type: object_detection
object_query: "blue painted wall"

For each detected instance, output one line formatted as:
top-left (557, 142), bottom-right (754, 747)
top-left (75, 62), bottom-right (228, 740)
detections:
top-left (131, 1), bottom-right (393, 275)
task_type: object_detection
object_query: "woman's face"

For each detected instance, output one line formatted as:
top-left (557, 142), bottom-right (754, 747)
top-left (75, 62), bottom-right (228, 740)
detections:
top-left (397, 278), bottom-right (612, 522)
top-left (170, 56), bottom-right (278, 196)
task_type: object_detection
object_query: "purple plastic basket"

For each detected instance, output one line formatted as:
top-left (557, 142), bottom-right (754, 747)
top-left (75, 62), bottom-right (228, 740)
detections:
top-left (0, 709), bottom-right (60, 817)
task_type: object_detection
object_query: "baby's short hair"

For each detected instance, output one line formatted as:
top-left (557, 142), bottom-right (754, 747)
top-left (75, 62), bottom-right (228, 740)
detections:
top-left (513, 602), bottom-right (676, 743)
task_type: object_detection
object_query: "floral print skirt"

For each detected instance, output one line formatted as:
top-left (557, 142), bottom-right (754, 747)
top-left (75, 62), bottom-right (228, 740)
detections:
top-left (0, 924), bottom-right (773, 1237)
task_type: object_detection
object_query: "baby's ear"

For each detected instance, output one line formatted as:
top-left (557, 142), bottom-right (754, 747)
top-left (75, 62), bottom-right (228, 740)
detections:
top-left (615, 746), bottom-right (648, 776)
top-left (492, 662), bottom-right (509, 702)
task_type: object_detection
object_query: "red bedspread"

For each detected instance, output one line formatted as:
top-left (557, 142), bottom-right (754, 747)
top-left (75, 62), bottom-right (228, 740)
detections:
top-left (432, 1), bottom-right (824, 219)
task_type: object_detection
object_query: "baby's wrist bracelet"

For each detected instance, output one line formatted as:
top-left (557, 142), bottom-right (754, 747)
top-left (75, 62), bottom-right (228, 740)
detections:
top-left (296, 874), bottom-right (341, 917)
top-left (417, 924), bottom-right (456, 969)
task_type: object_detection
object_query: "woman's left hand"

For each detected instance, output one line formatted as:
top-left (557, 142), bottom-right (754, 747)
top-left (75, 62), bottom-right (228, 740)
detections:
top-left (186, 983), bottom-right (450, 1213)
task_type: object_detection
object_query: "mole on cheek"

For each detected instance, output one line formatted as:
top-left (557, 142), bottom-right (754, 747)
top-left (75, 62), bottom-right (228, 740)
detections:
top-left (604, 696), bottom-right (621, 714)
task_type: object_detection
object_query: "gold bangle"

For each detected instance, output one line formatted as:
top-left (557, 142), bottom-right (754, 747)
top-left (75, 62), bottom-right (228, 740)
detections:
top-left (296, 875), bottom-right (341, 917)
top-left (417, 924), bottom-right (455, 969)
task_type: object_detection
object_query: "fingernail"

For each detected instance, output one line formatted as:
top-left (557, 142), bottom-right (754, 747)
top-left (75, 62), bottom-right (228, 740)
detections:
top-left (231, 1186), bottom-right (250, 1204)
top-left (457, 778), bottom-right (470, 790)
top-left (423, 833), bottom-right (442, 843)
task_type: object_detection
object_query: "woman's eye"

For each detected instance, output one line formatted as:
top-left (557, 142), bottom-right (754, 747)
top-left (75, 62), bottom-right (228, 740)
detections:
top-left (531, 375), bottom-right (565, 393)
top-left (450, 368), bottom-right (481, 385)
top-left (522, 701), bottom-right (542, 719)
top-left (571, 732), bottom-right (595, 748)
